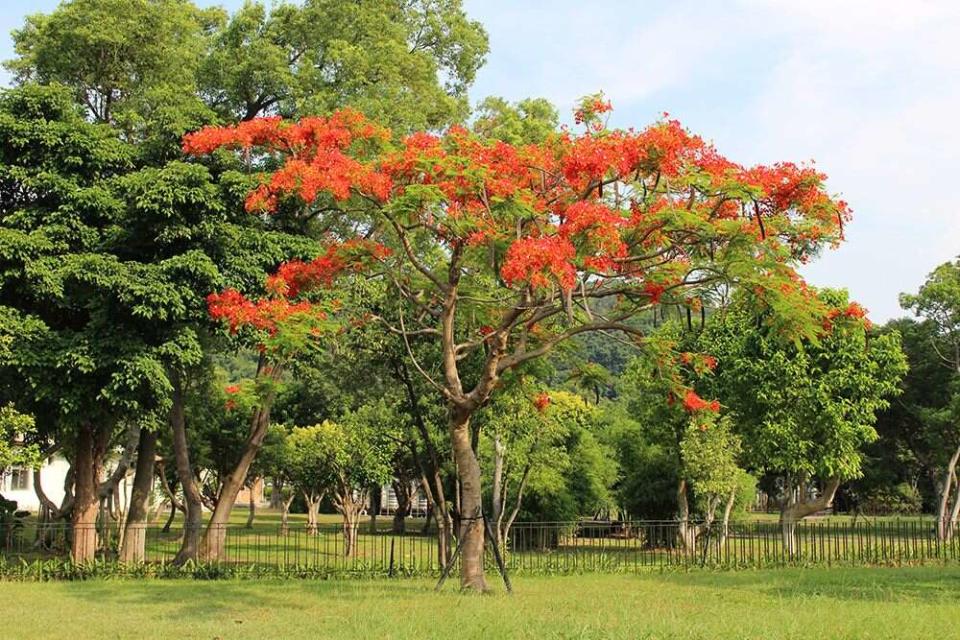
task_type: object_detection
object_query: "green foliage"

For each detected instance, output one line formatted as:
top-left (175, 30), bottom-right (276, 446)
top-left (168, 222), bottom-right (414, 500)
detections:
top-left (704, 289), bottom-right (908, 482)
top-left (197, 0), bottom-right (488, 129)
top-left (681, 416), bottom-right (743, 502)
top-left (472, 96), bottom-right (559, 144)
top-left (0, 83), bottom-right (173, 432)
top-left (7, 0), bottom-right (219, 157)
top-left (489, 390), bottom-right (616, 522)
top-left (602, 405), bottom-right (678, 520)
top-left (0, 404), bottom-right (39, 471)
top-left (899, 259), bottom-right (960, 430)
top-left (617, 321), bottom-right (744, 518)
top-left (858, 482), bottom-right (922, 516)
top-left (288, 404), bottom-right (401, 499)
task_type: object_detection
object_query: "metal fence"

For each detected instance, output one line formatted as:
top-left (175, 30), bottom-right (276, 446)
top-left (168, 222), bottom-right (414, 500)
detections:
top-left (3, 518), bottom-right (959, 575)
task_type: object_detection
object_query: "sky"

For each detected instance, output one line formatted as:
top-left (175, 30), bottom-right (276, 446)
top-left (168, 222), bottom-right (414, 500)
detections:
top-left (2, 0), bottom-right (958, 322)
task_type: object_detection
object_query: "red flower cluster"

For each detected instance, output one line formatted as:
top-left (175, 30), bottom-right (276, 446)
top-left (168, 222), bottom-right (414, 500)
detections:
top-left (183, 110), bottom-right (391, 212)
top-left (207, 289), bottom-right (323, 335)
top-left (558, 201), bottom-right (626, 265)
top-left (643, 281), bottom-right (667, 303)
top-left (501, 235), bottom-right (577, 291)
top-left (682, 390), bottom-right (720, 413)
top-left (678, 352), bottom-right (718, 372)
top-left (822, 301), bottom-right (871, 332)
top-left (533, 392), bottom-right (551, 413)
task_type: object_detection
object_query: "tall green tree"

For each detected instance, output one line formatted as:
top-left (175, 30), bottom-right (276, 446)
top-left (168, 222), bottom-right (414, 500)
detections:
top-left (198, 0), bottom-right (487, 127)
top-left (620, 322), bottom-right (745, 549)
top-left (7, 0), bottom-right (219, 155)
top-left (5, 0), bottom-right (489, 563)
top-left (900, 259), bottom-right (960, 538)
top-left (0, 84), bottom-right (167, 562)
top-left (703, 289), bottom-right (907, 551)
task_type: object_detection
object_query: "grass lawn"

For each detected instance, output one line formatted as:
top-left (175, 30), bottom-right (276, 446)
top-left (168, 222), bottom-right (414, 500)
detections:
top-left (3, 565), bottom-right (960, 639)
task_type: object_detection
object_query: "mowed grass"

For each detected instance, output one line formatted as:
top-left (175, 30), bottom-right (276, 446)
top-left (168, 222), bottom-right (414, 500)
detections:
top-left (3, 566), bottom-right (960, 639)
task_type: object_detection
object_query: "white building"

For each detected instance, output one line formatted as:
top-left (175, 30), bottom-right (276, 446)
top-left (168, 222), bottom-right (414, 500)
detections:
top-left (1, 455), bottom-right (133, 512)
top-left (1, 456), bottom-right (69, 511)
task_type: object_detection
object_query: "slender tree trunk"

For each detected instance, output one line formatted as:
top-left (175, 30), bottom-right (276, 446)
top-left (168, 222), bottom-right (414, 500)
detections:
top-left (279, 494), bottom-right (295, 536)
top-left (676, 478), bottom-right (697, 551)
top-left (120, 429), bottom-right (157, 563)
top-left (421, 502), bottom-right (433, 534)
top-left (779, 476), bottom-right (841, 555)
top-left (304, 490), bottom-right (322, 535)
top-left (269, 478), bottom-right (283, 509)
top-left (245, 477), bottom-right (258, 529)
top-left (450, 408), bottom-right (487, 592)
top-left (169, 374), bottom-right (204, 565)
top-left (200, 393), bottom-right (275, 561)
top-left (369, 486), bottom-right (381, 534)
top-left (339, 490), bottom-right (362, 557)
top-left (718, 488), bottom-right (736, 548)
top-left (937, 443), bottom-right (960, 540)
top-left (71, 423), bottom-right (108, 563)
top-left (162, 499), bottom-right (177, 534)
top-left (391, 480), bottom-right (412, 534)
top-left (947, 469), bottom-right (960, 541)
top-left (491, 434), bottom-right (505, 545)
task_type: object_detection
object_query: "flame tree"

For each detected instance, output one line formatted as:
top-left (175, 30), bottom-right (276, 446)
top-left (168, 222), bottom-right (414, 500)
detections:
top-left (184, 96), bottom-right (851, 590)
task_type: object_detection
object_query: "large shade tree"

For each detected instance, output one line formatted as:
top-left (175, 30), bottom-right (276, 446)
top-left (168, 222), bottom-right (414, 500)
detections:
top-left (183, 94), bottom-right (851, 590)
top-left (900, 259), bottom-right (960, 538)
top-left (198, 0), bottom-right (488, 127)
top-left (5, 0), bottom-right (489, 564)
top-left (702, 289), bottom-right (906, 552)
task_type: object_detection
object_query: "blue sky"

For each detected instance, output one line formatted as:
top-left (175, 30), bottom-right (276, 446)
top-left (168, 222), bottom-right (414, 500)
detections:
top-left (3, 0), bottom-right (958, 322)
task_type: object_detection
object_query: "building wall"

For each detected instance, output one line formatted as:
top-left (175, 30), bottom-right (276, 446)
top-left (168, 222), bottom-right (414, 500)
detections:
top-left (1, 456), bottom-right (70, 511)
top-left (1, 455), bottom-right (134, 513)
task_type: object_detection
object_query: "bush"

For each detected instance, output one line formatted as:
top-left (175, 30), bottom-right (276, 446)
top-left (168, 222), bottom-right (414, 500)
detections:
top-left (859, 483), bottom-right (922, 515)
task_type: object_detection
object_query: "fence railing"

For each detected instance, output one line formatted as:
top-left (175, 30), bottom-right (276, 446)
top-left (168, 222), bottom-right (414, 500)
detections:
top-left (3, 518), bottom-right (959, 575)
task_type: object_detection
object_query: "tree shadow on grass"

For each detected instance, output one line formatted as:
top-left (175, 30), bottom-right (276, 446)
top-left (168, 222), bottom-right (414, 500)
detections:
top-left (57, 578), bottom-right (444, 620)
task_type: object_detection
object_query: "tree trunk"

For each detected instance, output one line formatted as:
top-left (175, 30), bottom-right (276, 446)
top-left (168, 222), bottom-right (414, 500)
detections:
top-left (421, 502), bottom-right (433, 534)
top-left (718, 488), bottom-right (736, 548)
top-left (369, 486), bottom-right (381, 534)
top-left (200, 400), bottom-right (274, 561)
top-left (676, 478), bottom-right (697, 551)
top-left (779, 476), bottom-right (841, 555)
top-left (450, 408), bottom-right (487, 592)
top-left (304, 490), bottom-right (322, 535)
top-left (279, 494), bottom-right (295, 536)
top-left (245, 477), bottom-right (258, 529)
top-left (119, 428), bottom-right (156, 563)
top-left (338, 490), bottom-right (362, 557)
top-left (162, 499), bottom-right (177, 534)
top-left (169, 373), bottom-right (204, 565)
top-left (71, 423), bottom-right (109, 563)
top-left (491, 434), bottom-right (505, 546)
top-left (391, 480), bottom-right (412, 534)
top-left (269, 478), bottom-right (284, 509)
top-left (936, 443), bottom-right (960, 540)
top-left (947, 469), bottom-right (960, 541)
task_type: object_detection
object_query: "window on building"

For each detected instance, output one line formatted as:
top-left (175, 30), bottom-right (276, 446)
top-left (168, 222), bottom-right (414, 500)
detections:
top-left (9, 466), bottom-right (30, 491)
